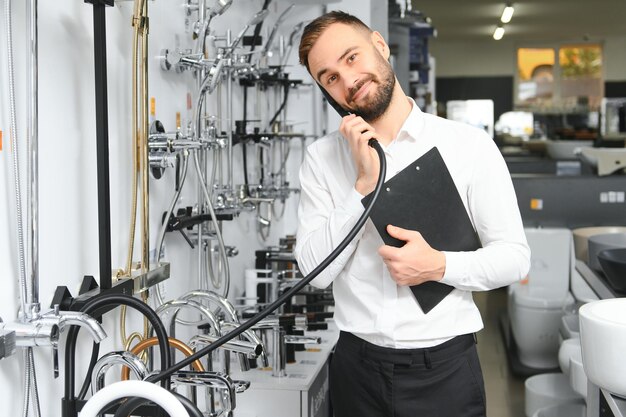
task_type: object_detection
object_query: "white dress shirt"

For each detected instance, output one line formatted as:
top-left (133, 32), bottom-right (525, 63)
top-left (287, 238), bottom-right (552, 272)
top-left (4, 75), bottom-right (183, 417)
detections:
top-left (294, 99), bottom-right (530, 348)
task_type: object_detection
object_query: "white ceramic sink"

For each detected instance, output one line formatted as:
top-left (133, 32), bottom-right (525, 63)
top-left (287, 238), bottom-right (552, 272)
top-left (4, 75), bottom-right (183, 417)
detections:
top-left (558, 338), bottom-right (581, 376)
top-left (570, 354), bottom-right (587, 399)
top-left (579, 298), bottom-right (626, 397)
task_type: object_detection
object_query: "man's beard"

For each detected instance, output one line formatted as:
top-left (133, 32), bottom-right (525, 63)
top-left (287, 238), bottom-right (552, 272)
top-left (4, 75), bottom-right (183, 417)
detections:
top-left (347, 56), bottom-right (395, 122)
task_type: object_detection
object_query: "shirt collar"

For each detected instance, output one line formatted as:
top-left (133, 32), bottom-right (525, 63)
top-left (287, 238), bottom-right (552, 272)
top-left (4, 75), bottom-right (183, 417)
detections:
top-left (395, 97), bottom-right (424, 143)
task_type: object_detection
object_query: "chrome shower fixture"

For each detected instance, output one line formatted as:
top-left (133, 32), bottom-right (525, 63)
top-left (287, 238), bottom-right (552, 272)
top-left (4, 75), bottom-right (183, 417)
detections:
top-left (207, 0), bottom-right (233, 17)
top-left (262, 4), bottom-right (295, 57)
top-left (281, 21), bottom-right (305, 66)
top-left (0, 307), bottom-right (106, 377)
top-left (228, 9), bottom-right (270, 53)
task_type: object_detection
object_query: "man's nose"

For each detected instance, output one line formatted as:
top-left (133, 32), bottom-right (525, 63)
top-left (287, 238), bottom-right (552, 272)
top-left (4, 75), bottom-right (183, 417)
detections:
top-left (344, 73), bottom-right (361, 98)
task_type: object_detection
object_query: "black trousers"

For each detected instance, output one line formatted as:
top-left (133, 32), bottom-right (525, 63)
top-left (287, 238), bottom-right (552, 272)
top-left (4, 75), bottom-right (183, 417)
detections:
top-left (330, 332), bottom-right (486, 417)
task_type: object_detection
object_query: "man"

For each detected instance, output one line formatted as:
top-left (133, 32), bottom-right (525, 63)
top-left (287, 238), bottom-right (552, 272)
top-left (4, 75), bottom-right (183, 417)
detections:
top-left (294, 11), bottom-right (530, 417)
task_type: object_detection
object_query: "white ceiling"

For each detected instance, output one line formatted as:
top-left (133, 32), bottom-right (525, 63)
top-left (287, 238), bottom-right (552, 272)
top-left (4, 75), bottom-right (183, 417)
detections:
top-left (410, 0), bottom-right (626, 42)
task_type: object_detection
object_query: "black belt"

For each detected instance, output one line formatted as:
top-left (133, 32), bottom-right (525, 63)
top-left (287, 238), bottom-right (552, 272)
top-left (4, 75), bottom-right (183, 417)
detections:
top-left (336, 331), bottom-right (476, 367)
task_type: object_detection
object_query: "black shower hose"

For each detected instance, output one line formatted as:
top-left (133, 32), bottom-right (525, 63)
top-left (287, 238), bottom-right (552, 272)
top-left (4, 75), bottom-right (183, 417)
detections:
top-left (63, 293), bottom-right (172, 405)
top-left (143, 139), bottom-right (386, 385)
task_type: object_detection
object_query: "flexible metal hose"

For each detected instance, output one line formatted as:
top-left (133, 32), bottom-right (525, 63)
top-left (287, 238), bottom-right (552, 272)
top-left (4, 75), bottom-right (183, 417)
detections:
top-left (27, 348), bottom-right (41, 417)
top-left (205, 235), bottom-right (222, 289)
top-left (125, 0), bottom-right (141, 275)
top-left (22, 350), bottom-right (31, 417)
top-left (21, 348), bottom-right (41, 417)
top-left (125, 0), bottom-right (149, 275)
top-left (153, 152), bottom-right (190, 306)
top-left (120, 0), bottom-right (150, 351)
top-left (194, 58), bottom-right (225, 140)
top-left (4, 0), bottom-right (28, 317)
top-left (193, 151), bottom-right (230, 297)
top-left (139, 0), bottom-right (150, 273)
top-left (193, 63), bottom-right (224, 292)
top-left (155, 152), bottom-right (189, 263)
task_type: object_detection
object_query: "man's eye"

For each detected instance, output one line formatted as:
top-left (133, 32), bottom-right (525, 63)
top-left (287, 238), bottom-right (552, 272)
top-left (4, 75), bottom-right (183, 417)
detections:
top-left (327, 75), bottom-right (337, 85)
top-left (348, 53), bottom-right (357, 62)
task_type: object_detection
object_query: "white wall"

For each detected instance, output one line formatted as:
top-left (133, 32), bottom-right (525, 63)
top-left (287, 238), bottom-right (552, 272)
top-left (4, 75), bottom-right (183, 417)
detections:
top-left (0, 0), bottom-right (377, 415)
top-left (431, 36), bottom-right (626, 81)
top-left (604, 35), bottom-right (626, 81)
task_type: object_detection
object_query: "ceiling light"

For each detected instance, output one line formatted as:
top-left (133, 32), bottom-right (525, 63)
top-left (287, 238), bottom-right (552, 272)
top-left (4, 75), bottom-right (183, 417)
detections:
top-left (501, 4), bottom-right (514, 23)
top-left (493, 25), bottom-right (505, 40)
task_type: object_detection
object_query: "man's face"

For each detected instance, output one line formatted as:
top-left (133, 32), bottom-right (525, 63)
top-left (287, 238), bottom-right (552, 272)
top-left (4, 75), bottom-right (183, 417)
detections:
top-left (307, 23), bottom-right (395, 122)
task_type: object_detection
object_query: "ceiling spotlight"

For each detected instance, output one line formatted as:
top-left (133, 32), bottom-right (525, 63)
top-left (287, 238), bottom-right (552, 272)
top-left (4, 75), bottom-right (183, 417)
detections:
top-left (493, 25), bottom-right (505, 40)
top-left (501, 4), bottom-right (514, 23)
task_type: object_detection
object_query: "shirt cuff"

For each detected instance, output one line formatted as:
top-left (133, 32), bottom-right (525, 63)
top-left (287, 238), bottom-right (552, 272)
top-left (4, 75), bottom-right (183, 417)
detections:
top-left (439, 251), bottom-right (468, 287)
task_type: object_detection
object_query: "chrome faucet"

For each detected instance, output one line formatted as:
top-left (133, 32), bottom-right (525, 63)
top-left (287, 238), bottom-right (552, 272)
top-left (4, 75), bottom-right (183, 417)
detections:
top-left (180, 290), bottom-right (269, 368)
top-left (39, 308), bottom-right (107, 342)
top-left (171, 370), bottom-right (249, 415)
top-left (181, 289), bottom-right (238, 322)
top-left (156, 299), bottom-right (222, 338)
top-left (191, 332), bottom-right (265, 372)
top-left (0, 305), bottom-right (106, 377)
top-left (272, 329), bottom-right (322, 378)
top-left (220, 321), bottom-right (269, 368)
top-left (91, 351), bottom-right (148, 394)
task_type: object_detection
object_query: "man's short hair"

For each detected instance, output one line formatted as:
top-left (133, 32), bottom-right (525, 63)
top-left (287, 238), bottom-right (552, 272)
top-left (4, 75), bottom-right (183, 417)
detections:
top-left (298, 11), bottom-right (372, 72)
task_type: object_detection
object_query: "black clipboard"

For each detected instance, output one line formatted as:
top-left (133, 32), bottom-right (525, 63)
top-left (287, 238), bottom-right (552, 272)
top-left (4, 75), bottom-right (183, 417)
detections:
top-left (361, 147), bottom-right (482, 313)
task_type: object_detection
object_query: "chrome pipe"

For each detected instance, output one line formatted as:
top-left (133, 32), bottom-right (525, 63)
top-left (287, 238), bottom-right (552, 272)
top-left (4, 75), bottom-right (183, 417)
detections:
top-left (148, 140), bottom-right (203, 150)
top-left (250, 315), bottom-right (307, 330)
top-left (226, 35), bottom-right (233, 192)
top-left (190, 334), bottom-right (262, 357)
top-left (27, 0), bottom-right (40, 319)
top-left (284, 335), bottom-right (321, 345)
top-left (271, 327), bottom-right (286, 377)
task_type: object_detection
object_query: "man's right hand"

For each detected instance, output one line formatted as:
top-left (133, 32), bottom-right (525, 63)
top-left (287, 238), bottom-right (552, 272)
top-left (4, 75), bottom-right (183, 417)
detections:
top-left (339, 114), bottom-right (382, 196)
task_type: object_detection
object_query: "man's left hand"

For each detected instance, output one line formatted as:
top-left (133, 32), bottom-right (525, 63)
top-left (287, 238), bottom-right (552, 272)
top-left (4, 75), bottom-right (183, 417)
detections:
top-left (378, 225), bottom-right (446, 286)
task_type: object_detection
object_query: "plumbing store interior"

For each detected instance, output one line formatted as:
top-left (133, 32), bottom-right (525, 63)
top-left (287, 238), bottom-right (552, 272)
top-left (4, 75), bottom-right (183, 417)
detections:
top-left (1, 0), bottom-right (626, 416)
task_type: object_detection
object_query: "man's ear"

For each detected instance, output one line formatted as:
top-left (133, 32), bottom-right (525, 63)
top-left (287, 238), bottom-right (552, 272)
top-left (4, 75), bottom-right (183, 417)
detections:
top-left (370, 31), bottom-right (390, 60)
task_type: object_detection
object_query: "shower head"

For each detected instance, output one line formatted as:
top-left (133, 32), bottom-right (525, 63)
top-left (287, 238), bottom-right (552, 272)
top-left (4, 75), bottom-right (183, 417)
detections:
top-left (230, 9), bottom-right (270, 52)
top-left (249, 8), bottom-right (269, 26)
top-left (207, 0), bottom-right (233, 18)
